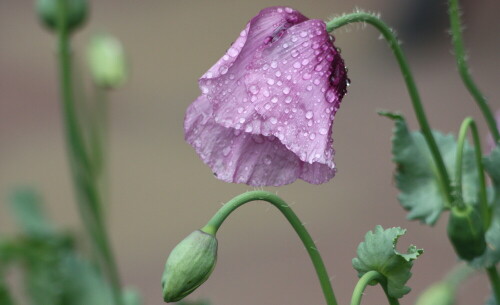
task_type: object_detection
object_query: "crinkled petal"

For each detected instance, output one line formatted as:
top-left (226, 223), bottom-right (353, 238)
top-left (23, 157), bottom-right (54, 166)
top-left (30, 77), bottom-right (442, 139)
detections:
top-left (185, 96), bottom-right (334, 186)
top-left (185, 6), bottom-right (348, 186)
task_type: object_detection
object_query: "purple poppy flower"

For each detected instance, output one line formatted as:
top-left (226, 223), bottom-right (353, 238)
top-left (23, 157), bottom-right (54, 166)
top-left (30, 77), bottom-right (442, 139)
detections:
top-left (184, 6), bottom-right (348, 186)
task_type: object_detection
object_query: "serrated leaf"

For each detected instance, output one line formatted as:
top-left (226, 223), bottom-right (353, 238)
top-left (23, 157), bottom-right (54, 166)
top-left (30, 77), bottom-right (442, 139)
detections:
top-left (381, 112), bottom-right (478, 225)
top-left (8, 187), bottom-right (54, 237)
top-left (352, 225), bottom-right (423, 299)
top-left (471, 146), bottom-right (500, 268)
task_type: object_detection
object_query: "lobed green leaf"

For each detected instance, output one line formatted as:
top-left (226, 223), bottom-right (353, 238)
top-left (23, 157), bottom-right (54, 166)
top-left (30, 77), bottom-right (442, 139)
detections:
top-left (380, 111), bottom-right (478, 225)
top-left (352, 225), bottom-right (423, 299)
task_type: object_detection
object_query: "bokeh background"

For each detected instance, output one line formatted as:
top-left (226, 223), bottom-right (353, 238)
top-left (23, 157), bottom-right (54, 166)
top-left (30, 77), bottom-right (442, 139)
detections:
top-left (1, 0), bottom-right (499, 304)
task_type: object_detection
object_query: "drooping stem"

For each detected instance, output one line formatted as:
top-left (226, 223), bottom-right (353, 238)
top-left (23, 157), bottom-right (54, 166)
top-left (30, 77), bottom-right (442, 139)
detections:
top-left (487, 266), bottom-right (500, 305)
top-left (326, 12), bottom-right (453, 205)
top-left (56, 1), bottom-right (122, 304)
top-left (350, 271), bottom-right (399, 305)
top-left (201, 191), bottom-right (338, 305)
top-left (448, 0), bottom-right (500, 143)
top-left (454, 117), bottom-right (490, 226)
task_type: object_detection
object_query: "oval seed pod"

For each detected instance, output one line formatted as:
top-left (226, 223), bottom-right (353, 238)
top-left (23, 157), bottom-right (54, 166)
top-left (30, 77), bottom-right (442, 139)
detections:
top-left (447, 205), bottom-right (486, 261)
top-left (162, 230), bottom-right (218, 303)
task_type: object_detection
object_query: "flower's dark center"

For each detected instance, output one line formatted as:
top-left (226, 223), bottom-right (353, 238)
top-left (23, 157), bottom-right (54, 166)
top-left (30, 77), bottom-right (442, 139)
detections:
top-left (329, 51), bottom-right (349, 99)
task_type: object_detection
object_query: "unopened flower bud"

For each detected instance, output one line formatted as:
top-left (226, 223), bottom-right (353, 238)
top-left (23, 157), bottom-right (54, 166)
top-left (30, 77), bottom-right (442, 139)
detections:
top-left (162, 230), bottom-right (218, 303)
top-left (87, 34), bottom-right (127, 88)
top-left (415, 282), bottom-right (455, 305)
top-left (447, 205), bottom-right (486, 261)
top-left (36, 0), bottom-right (88, 32)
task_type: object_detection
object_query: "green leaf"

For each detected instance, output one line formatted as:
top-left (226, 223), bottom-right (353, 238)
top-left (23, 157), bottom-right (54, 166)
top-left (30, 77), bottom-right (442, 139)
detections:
top-left (380, 112), bottom-right (478, 225)
top-left (8, 187), bottom-right (54, 237)
top-left (471, 146), bottom-right (500, 268)
top-left (352, 225), bottom-right (423, 299)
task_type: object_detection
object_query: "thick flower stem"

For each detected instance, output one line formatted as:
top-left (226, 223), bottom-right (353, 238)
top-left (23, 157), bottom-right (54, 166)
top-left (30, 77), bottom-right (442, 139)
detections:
top-left (350, 271), bottom-right (399, 305)
top-left (455, 117), bottom-right (490, 226)
top-left (448, 0), bottom-right (500, 143)
top-left (56, 1), bottom-right (123, 304)
top-left (487, 266), bottom-right (500, 305)
top-left (201, 191), bottom-right (338, 305)
top-left (326, 12), bottom-right (453, 206)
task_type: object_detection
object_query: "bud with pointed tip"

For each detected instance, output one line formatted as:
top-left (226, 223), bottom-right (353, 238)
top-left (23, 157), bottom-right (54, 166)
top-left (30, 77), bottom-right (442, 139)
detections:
top-left (162, 230), bottom-right (217, 303)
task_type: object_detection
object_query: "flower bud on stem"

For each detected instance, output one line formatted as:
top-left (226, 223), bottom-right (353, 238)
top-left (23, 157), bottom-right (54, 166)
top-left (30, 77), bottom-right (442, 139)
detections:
top-left (164, 191), bottom-right (338, 305)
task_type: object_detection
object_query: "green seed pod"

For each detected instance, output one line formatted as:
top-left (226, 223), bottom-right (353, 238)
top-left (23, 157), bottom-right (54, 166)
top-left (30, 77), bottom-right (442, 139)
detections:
top-left (415, 282), bottom-right (455, 305)
top-left (447, 205), bottom-right (486, 261)
top-left (36, 0), bottom-right (88, 32)
top-left (87, 34), bottom-right (127, 88)
top-left (162, 230), bottom-right (217, 303)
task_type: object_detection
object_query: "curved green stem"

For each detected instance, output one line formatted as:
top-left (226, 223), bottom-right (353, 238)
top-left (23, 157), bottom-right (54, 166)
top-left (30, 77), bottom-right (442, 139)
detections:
top-left (350, 271), bottom-right (399, 305)
top-left (448, 0), bottom-right (500, 143)
top-left (201, 191), bottom-right (338, 305)
top-left (326, 12), bottom-right (453, 205)
top-left (56, 1), bottom-right (122, 304)
top-left (454, 117), bottom-right (490, 227)
top-left (487, 266), bottom-right (500, 305)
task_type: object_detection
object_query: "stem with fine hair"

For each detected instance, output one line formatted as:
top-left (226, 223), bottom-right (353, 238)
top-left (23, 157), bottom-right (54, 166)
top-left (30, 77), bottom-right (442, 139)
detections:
top-left (350, 271), bottom-right (399, 305)
top-left (454, 117), bottom-right (490, 226)
top-left (448, 0), bottom-right (500, 143)
top-left (201, 191), bottom-right (338, 305)
top-left (56, 1), bottom-right (123, 304)
top-left (326, 12), bottom-right (453, 205)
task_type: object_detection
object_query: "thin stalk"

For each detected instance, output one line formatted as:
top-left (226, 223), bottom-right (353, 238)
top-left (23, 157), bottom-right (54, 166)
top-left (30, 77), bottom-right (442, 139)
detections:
top-left (326, 12), bottom-right (453, 205)
top-left (448, 0), bottom-right (500, 142)
top-left (486, 266), bottom-right (500, 305)
top-left (454, 117), bottom-right (490, 227)
top-left (56, 1), bottom-right (122, 304)
top-left (350, 271), bottom-right (399, 305)
top-left (201, 191), bottom-right (338, 305)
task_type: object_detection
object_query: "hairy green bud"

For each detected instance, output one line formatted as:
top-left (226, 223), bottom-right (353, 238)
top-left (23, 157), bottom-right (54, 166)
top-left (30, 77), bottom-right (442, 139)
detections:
top-left (162, 230), bottom-right (217, 303)
top-left (415, 282), bottom-right (455, 305)
top-left (87, 34), bottom-right (127, 88)
top-left (447, 205), bottom-right (486, 261)
top-left (36, 0), bottom-right (88, 32)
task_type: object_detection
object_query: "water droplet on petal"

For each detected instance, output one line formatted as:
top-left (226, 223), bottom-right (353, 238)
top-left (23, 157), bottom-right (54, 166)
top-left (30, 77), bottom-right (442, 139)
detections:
top-left (284, 96), bottom-right (292, 103)
top-left (271, 61), bottom-right (278, 69)
top-left (267, 78), bottom-right (275, 85)
top-left (249, 85), bottom-right (260, 95)
top-left (227, 47), bottom-right (238, 57)
top-left (237, 107), bottom-right (244, 114)
top-left (264, 103), bottom-right (271, 110)
top-left (291, 50), bottom-right (300, 58)
top-left (283, 87), bottom-right (291, 94)
top-left (300, 31), bottom-right (307, 37)
top-left (219, 65), bottom-right (228, 75)
top-left (319, 128), bottom-right (328, 135)
top-left (239, 118), bottom-right (246, 123)
top-left (293, 62), bottom-right (301, 69)
top-left (222, 146), bottom-right (231, 156)
top-left (309, 133), bottom-right (316, 140)
top-left (270, 117), bottom-right (278, 124)
top-left (271, 97), bottom-right (278, 103)
top-left (325, 89), bottom-right (337, 103)
top-left (305, 111), bottom-right (313, 119)
top-left (302, 73), bottom-right (311, 80)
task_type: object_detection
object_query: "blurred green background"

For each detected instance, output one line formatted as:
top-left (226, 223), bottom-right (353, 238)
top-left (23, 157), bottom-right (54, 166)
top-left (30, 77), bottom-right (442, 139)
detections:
top-left (1, 0), bottom-right (499, 304)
